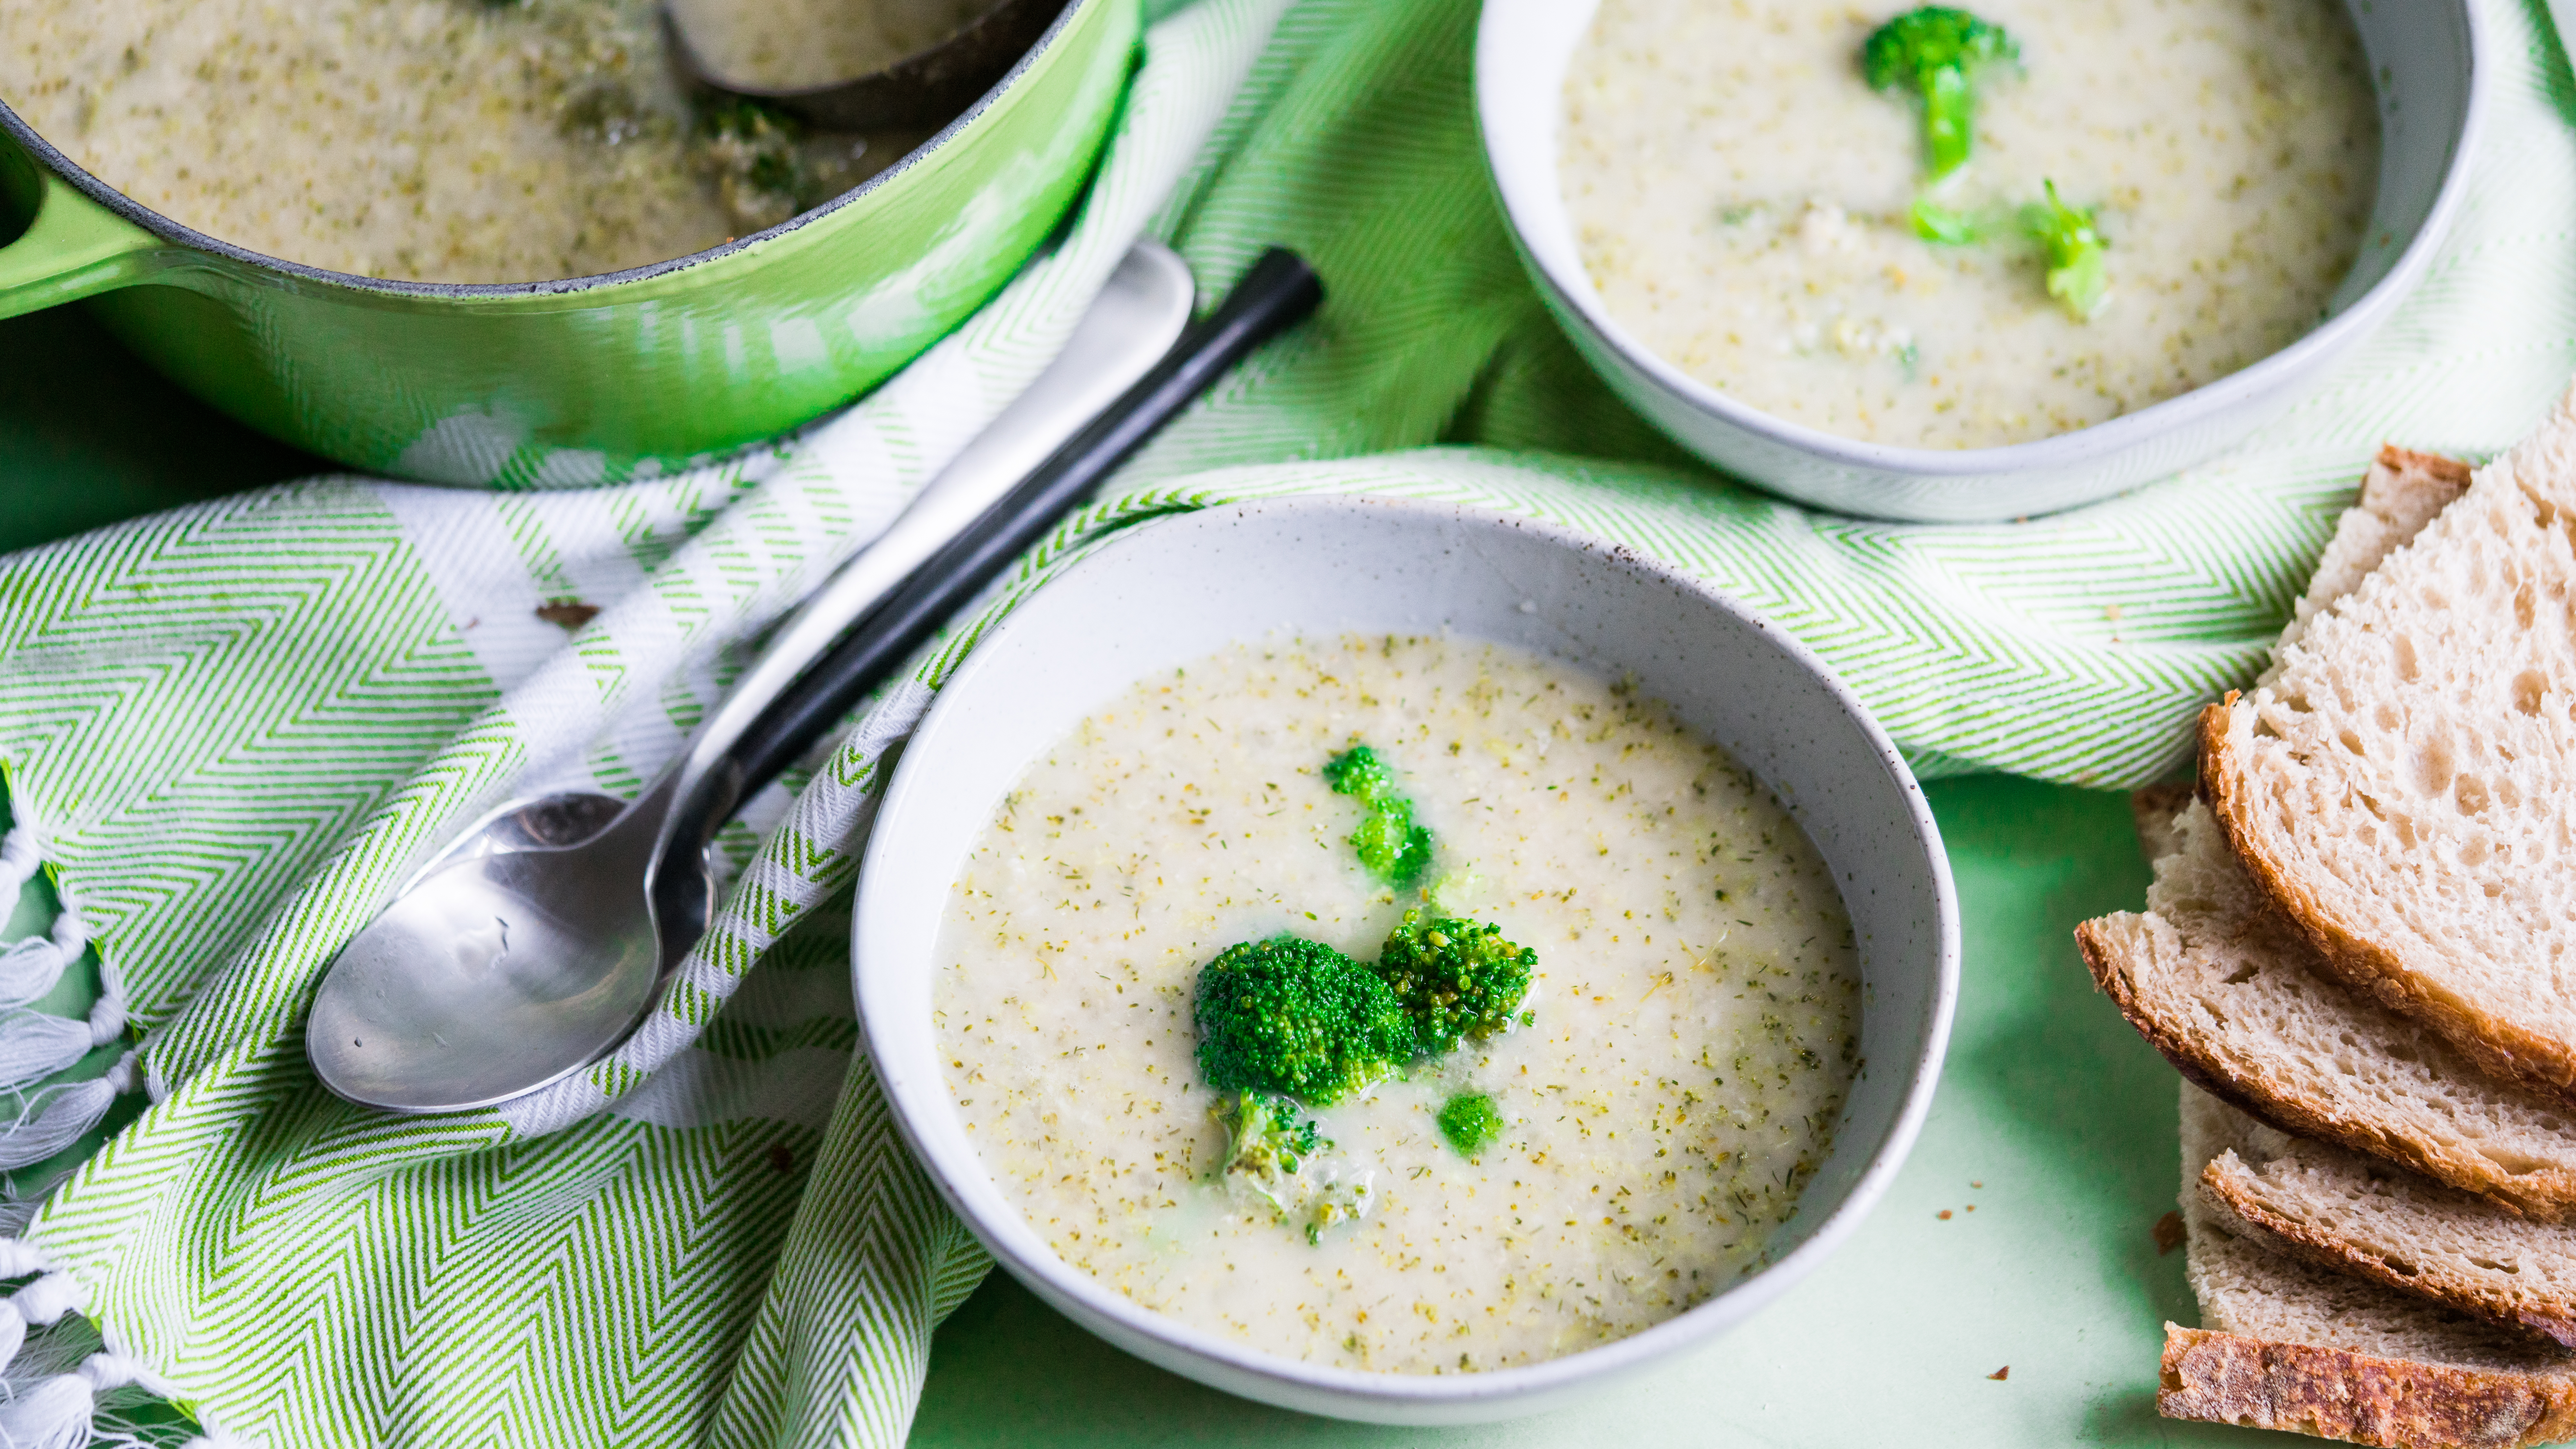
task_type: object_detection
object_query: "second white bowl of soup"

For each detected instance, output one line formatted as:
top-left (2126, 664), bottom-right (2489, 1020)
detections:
top-left (1478, 0), bottom-right (2485, 522)
top-left (855, 497), bottom-right (1958, 1422)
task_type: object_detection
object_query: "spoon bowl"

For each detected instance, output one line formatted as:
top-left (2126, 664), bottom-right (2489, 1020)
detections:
top-left (305, 798), bottom-right (676, 1111)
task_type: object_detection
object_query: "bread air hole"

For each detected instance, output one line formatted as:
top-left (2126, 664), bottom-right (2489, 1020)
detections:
top-left (2413, 738), bottom-right (2454, 796)
top-left (2394, 633), bottom-right (2421, 683)
top-left (2456, 776), bottom-right (2491, 815)
top-left (2514, 669), bottom-right (2548, 716)
top-left (2337, 728), bottom-right (2365, 755)
top-left (2518, 580), bottom-right (2540, 630)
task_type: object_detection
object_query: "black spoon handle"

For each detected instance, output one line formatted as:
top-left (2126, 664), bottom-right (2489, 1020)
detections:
top-left (720, 247), bottom-right (1324, 804)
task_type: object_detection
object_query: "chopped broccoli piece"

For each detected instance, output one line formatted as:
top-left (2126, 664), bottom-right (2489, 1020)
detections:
top-left (1373, 910), bottom-right (1536, 1055)
top-left (1907, 198), bottom-right (1982, 246)
top-left (1324, 745), bottom-right (1435, 888)
top-left (1210, 1092), bottom-right (1375, 1242)
top-left (1862, 7), bottom-right (2019, 180)
top-left (1214, 1090), bottom-right (1321, 1183)
top-left (2024, 181), bottom-right (2109, 320)
top-left (1195, 936), bottom-right (1416, 1105)
top-left (1437, 1092), bottom-right (1506, 1156)
top-left (1320, 742), bottom-right (1397, 799)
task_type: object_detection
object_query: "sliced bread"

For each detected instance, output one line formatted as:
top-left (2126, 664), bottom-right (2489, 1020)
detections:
top-left (2200, 1107), bottom-right (2576, 1347)
top-left (2080, 796), bottom-right (2576, 1218)
top-left (2201, 398), bottom-right (2576, 1099)
top-left (2078, 448), bottom-right (2576, 1217)
top-left (2164, 1085), bottom-right (2576, 1447)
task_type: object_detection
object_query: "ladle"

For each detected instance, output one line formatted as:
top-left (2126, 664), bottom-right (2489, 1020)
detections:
top-left (663, 0), bottom-right (1073, 131)
top-left (307, 245), bottom-right (1324, 1113)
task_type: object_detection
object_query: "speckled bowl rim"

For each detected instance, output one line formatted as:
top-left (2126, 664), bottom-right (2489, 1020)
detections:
top-left (854, 495), bottom-right (1962, 1421)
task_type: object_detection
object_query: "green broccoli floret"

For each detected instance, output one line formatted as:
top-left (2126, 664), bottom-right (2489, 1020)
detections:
top-left (1862, 7), bottom-right (2019, 181)
top-left (1324, 745), bottom-right (1435, 888)
top-left (1373, 910), bottom-right (1536, 1055)
top-left (2024, 180), bottom-right (2109, 320)
top-left (1195, 936), bottom-right (1417, 1105)
top-left (1437, 1092), bottom-right (1506, 1157)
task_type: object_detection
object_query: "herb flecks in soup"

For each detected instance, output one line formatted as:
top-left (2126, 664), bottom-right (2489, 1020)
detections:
top-left (934, 635), bottom-right (1861, 1373)
top-left (1561, 0), bottom-right (2379, 448)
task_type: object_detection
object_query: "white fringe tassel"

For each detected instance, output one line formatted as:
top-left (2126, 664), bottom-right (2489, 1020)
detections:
top-left (0, 833), bottom-right (39, 933)
top-left (0, 954), bottom-right (125, 1098)
top-left (0, 1053), bottom-right (137, 1173)
top-left (0, 915), bottom-right (86, 1016)
top-left (0, 1271), bottom-right (83, 1376)
top-left (0, 1351), bottom-right (140, 1449)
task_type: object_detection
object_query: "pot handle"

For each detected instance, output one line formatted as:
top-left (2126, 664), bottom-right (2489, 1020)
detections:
top-left (0, 170), bottom-right (165, 322)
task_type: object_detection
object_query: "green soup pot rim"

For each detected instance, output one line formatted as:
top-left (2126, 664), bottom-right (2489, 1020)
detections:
top-left (0, 0), bottom-right (1091, 302)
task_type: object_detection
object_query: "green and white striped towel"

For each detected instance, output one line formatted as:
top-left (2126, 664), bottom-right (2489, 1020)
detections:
top-left (0, 0), bottom-right (2570, 1440)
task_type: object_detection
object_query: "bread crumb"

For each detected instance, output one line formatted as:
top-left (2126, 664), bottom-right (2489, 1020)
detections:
top-left (1969, 1180), bottom-right (1982, 1189)
top-left (1988, 1366), bottom-right (2009, 1381)
top-left (2152, 1209), bottom-right (2185, 1255)
top-left (1937, 1210), bottom-right (1952, 1220)
top-left (1964, 1204), bottom-right (1976, 1212)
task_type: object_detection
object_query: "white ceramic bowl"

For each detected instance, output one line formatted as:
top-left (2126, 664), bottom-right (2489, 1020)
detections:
top-left (855, 497), bottom-right (1961, 1424)
top-left (1477, 0), bottom-right (2488, 523)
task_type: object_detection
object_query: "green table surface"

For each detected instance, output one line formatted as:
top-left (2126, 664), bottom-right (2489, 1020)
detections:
top-left (0, 305), bottom-right (2259, 1447)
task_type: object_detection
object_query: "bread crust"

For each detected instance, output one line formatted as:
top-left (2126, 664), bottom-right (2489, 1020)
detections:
top-left (2075, 916), bottom-right (2576, 1220)
top-left (2160, 1325), bottom-right (2576, 1448)
top-left (2199, 1160), bottom-right (2576, 1349)
top-left (2199, 700), bottom-right (2576, 1108)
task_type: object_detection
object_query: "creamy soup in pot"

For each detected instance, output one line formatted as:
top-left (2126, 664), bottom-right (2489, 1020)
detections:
top-left (1560, 0), bottom-right (2380, 449)
top-left (933, 633), bottom-right (1862, 1373)
top-left (0, 0), bottom-right (951, 284)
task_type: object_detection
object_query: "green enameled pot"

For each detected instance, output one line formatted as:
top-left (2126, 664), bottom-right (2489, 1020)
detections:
top-left (0, 0), bottom-right (1136, 487)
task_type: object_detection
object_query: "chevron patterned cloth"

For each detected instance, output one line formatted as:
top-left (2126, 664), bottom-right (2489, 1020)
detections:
top-left (0, 0), bottom-right (2569, 1441)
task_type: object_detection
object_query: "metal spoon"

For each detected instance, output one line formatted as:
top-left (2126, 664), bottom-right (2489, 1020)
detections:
top-left (308, 244), bottom-right (1326, 1114)
top-left (663, 0), bottom-right (1072, 131)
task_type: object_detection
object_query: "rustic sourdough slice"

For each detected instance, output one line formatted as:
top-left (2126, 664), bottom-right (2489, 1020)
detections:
top-left (2200, 1105), bottom-right (2576, 1347)
top-left (2202, 397), bottom-right (2576, 1099)
top-left (2165, 1086), bottom-right (2576, 1447)
top-left (2080, 797), bottom-right (2576, 1218)
top-left (2075, 449), bottom-right (2576, 1216)
top-left (2260, 446), bottom-right (2475, 682)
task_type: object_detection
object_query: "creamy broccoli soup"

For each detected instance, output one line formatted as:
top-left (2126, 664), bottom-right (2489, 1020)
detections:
top-left (933, 634), bottom-right (1862, 1373)
top-left (1561, 0), bottom-right (2379, 449)
top-left (0, 0), bottom-right (933, 283)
